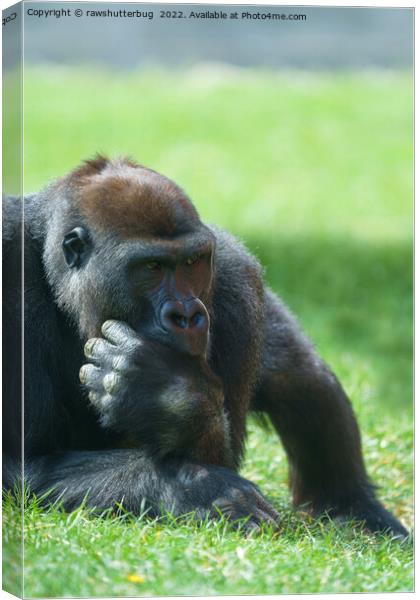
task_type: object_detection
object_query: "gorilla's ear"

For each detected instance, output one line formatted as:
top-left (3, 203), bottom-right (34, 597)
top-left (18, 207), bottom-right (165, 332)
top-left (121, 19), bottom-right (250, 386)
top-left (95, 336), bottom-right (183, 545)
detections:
top-left (62, 227), bottom-right (90, 268)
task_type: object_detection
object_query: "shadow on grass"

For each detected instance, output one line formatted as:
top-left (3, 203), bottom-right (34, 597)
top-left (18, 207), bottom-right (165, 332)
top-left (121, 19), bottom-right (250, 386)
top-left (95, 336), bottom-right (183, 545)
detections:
top-left (243, 233), bottom-right (413, 414)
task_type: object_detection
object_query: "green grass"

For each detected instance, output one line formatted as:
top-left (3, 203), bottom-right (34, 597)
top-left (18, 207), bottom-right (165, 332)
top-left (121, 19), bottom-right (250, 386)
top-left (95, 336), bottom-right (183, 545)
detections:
top-left (3, 67), bottom-right (413, 596)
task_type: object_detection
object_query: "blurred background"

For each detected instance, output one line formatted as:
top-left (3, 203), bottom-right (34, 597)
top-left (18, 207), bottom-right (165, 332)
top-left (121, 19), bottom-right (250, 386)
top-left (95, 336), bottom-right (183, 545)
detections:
top-left (5, 1), bottom-right (413, 415)
top-left (2, 3), bottom-right (413, 595)
top-left (5, 4), bottom-right (413, 70)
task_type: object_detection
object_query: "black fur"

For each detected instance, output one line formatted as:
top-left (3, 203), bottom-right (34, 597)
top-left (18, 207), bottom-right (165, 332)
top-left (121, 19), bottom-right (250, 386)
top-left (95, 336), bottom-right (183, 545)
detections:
top-left (2, 157), bottom-right (408, 537)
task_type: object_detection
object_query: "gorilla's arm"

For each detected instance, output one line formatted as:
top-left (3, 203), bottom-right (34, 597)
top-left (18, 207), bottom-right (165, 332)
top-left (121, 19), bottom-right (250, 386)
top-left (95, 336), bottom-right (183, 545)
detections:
top-left (79, 320), bottom-right (233, 467)
top-left (2, 197), bottom-right (23, 460)
top-left (252, 289), bottom-right (408, 537)
top-left (23, 450), bottom-right (279, 529)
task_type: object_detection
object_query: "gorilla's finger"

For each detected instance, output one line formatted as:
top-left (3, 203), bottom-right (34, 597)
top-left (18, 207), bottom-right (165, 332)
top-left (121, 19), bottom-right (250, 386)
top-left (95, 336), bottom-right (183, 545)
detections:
top-left (88, 391), bottom-right (113, 410)
top-left (101, 320), bottom-right (142, 350)
top-left (223, 510), bottom-right (265, 535)
top-left (102, 372), bottom-right (122, 395)
top-left (112, 354), bottom-right (131, 373)
top-left (88, 390), bottom-right (99, 406)
top-left (79, 363), bottom-right (102, 387)
top-left (84, 337), bottom-right (115, 361)
top-left (253, 508), bottom-right (280, 530)
top-left (236, 517), bottom-right (261, 534)
top-left (253, 493), bottom-right (281, 523)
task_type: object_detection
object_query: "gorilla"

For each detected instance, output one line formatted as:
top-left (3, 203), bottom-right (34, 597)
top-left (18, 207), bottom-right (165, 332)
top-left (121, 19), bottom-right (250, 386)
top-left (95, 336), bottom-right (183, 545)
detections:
top-left (2, 155), bottom-right (408, 537)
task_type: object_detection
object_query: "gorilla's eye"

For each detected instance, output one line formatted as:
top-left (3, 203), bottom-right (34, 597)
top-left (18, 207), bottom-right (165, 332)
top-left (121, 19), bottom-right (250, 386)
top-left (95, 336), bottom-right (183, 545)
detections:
top-left (186, 254), bottom-right (201, 266)
top-left (146, 261), bottom-right (161, 271)
top-left (62, 227), bottom-right (90, 269)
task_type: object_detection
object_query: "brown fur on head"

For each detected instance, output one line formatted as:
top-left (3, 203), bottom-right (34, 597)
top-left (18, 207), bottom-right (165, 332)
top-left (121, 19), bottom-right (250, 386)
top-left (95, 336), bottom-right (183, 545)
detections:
top-left (68, 155), bottom-right (200, 240)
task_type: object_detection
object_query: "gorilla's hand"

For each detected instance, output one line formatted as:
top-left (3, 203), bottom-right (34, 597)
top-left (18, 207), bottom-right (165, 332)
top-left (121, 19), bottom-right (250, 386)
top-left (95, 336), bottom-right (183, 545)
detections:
top-left (79, 320), bottom-right (230, 461)
top-left (168, 461), bottom-right (281, 532)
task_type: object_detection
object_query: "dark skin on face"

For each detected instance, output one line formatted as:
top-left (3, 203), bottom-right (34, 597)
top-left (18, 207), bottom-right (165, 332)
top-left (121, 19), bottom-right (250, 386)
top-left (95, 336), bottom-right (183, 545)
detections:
top-left (4, 156), bottom-right (408, 537)
top-left (126, 233), bottom-right (215, 357)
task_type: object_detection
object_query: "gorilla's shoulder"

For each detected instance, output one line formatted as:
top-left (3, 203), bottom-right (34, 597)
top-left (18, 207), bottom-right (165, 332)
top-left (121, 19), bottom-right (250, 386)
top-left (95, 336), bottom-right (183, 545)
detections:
top-left (2, 194), bottom-right (40, 244)
top-left (2, 195), bottom-right (22, 243)
top-left (210, 226), bottom-right (263, 281)
top-left (209, 226), bottom-right (265, 318)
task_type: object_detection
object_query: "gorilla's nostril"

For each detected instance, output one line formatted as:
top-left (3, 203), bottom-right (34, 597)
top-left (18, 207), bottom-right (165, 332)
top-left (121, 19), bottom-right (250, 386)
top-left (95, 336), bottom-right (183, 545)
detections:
top-left (171, 312), bottom-right (188, 329)
top-left (191, 312), bottom-right (205, 327)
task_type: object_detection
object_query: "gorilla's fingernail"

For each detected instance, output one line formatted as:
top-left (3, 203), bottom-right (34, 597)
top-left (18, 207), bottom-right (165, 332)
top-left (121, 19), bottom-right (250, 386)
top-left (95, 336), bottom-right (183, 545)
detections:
top-left (79, 366), bottom-right (87, 383)
top-left (102, 320), bottom-right (116, 334)
top-left (103, 372), bottom-right (119, 394)
top-left (84, 339), bottom-right (96, 356)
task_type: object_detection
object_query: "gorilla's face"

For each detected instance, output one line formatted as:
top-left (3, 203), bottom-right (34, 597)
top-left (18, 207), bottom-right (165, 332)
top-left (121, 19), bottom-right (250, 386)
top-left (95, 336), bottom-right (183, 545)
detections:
top-left (44, 159), bottom-right (215, 357)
